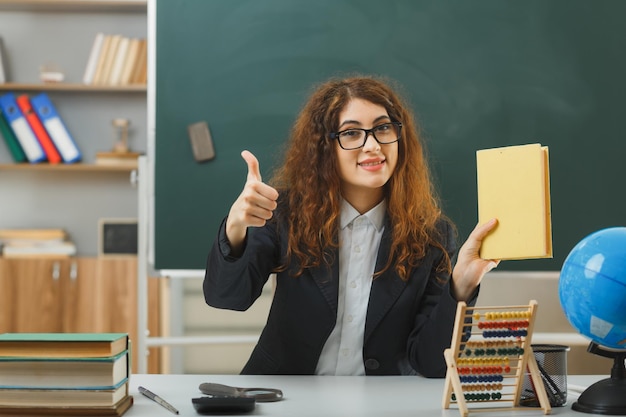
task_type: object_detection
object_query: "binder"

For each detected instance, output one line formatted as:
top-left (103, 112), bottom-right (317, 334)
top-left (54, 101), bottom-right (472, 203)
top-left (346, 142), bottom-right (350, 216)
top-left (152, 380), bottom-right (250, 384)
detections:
top-left (476, 143), bottom-right (552, 260)
top-left (0, 106), bottom-right (27, 162)
top-left (0, 93), bottom-right (46, 163)
top-left (30, 93), bottom-right (81, 163)
top-left (16, 95), bottom-right (62, 164)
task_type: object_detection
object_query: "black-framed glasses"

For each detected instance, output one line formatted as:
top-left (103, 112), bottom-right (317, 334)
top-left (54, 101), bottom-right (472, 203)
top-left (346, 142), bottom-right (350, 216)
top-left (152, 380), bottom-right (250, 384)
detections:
top-left (329, 122), bottom-right (402, 150)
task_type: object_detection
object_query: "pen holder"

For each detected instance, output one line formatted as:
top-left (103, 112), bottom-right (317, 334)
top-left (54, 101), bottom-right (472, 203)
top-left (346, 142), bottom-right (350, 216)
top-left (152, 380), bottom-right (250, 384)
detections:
top-left (521, 344), bottom-right (570, 407)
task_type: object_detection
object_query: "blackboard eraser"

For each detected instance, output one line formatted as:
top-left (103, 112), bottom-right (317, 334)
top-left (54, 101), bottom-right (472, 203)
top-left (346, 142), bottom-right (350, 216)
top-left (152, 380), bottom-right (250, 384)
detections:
top-left (188, 121), bottom-right (216, 162)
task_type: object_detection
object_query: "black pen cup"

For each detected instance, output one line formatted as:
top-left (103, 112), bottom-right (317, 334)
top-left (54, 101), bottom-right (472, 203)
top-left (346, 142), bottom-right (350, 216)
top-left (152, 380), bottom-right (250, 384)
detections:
top-left (520, 344), bottom-right (570, 407)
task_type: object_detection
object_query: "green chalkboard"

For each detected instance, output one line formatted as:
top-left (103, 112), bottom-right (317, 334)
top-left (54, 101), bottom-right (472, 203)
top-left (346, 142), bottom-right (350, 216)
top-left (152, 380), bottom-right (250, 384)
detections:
top-left (155, 0), bottom-right (626, 271)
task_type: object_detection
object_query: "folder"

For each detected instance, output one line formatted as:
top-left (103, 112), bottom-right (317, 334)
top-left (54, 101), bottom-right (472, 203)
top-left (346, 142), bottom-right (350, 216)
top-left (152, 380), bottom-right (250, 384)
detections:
top-left (0, 93), bottom-right (46, 163)
top-left (16, 95), bottom-right (62, 164)
top-left (0, 106), bottom-right (27, 162)
top-left (30, 93), bottom-right (81, 163)
top-left (476, 143), bottom-right (552, 260)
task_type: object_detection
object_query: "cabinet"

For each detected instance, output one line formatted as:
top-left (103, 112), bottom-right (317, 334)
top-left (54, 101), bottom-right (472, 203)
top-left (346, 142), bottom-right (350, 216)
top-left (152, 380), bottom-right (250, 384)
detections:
top-left (0, 0), bottom-right (147, 256)
top-left (0, 256), bottom-right (164, 373)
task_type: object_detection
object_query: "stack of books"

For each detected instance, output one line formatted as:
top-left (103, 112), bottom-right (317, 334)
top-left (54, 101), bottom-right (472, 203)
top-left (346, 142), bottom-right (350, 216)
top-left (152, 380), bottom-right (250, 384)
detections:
top-left (82, 33), bottom-right (147, 86)
top-left (0, 333), bottom-right (133, 416)
top-left (0, 229), bottom-right (77, 258)
top-left (0, 92), bottom-right (82, 164)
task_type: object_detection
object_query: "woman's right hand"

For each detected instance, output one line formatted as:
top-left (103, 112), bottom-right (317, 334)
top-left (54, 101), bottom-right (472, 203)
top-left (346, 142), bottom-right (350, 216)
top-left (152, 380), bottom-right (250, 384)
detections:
top-left (225, 150), bottom-right (279, 255)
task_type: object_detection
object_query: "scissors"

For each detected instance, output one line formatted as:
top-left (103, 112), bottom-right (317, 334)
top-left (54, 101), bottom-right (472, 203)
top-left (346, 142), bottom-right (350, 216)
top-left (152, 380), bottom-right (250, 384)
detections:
top-left (199, 382), bottom-right (283, 402)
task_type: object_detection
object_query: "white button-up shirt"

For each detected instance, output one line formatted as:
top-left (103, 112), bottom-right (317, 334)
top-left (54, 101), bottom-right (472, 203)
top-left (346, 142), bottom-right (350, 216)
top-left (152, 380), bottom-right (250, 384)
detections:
top-left (315, 199), bottom-right (386, 375)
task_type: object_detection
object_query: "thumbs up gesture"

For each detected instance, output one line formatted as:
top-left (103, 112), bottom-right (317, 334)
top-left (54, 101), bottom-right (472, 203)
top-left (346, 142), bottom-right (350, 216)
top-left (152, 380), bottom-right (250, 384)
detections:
top-left (225, 150), bottom-right (279, 254)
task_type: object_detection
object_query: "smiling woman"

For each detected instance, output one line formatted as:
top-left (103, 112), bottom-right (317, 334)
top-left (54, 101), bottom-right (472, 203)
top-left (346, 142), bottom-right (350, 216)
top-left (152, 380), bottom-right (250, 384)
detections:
top-left (202, 75), bottom-right (499, 377)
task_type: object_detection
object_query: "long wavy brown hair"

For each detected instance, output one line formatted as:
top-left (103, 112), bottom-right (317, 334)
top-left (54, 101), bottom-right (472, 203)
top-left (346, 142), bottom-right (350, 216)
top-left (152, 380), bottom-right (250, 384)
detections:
top-left (270, 75), bottom-right (453, 280)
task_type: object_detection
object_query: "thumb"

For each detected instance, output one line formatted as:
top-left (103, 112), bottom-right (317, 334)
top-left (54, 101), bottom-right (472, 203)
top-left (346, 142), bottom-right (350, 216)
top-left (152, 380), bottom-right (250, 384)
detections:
top-left (241, 150), bottom-right (262, 182)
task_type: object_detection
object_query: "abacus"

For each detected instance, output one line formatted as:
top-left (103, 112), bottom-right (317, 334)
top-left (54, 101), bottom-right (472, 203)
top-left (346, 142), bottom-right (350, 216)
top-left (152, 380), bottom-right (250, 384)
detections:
top-left (442, 300), bottom-right (551, 416)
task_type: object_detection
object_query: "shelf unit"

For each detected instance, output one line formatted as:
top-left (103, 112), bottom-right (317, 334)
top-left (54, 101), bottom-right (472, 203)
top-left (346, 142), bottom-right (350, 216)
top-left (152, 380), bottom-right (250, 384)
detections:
top-left (0, 0), bottom-right (147, 252)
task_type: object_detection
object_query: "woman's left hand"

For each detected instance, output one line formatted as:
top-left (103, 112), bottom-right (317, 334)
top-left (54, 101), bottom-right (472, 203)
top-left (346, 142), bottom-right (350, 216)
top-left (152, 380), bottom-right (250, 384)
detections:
top-left (451, 218), bottom-right (500, 301)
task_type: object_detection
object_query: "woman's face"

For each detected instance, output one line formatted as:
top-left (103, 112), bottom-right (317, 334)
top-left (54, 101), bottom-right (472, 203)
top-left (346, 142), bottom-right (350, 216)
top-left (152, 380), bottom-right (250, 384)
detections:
top-left (334, 98), bottom-right (399, 212)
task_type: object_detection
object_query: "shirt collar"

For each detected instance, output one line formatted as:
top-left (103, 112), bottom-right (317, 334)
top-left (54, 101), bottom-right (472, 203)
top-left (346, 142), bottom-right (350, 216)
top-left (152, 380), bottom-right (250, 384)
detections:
top-left (340, 199), bottom-right (387, 232)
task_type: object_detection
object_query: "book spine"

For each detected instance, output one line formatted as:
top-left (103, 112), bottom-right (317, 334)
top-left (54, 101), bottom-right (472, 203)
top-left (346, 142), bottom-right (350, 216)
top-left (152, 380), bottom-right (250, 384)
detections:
top-left (0, 93), bottom-right (46, 163)
top-left (0, 106), bottom-right (27, 162)
top-left (83, 32), bottom-right (105, 85)
top-left (30, 93), bottom-right (81, 163)
top-left (16, 95), bottom-right (62, 164)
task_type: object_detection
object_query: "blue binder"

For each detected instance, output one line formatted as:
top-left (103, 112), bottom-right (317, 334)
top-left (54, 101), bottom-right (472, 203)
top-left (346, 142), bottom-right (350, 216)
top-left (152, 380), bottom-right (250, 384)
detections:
top-left (30, 93), bottom-right (81, 163)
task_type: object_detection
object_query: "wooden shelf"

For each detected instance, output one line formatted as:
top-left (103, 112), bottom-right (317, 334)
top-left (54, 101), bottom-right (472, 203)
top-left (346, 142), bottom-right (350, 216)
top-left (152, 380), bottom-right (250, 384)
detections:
top-left (0, 0), bottom-right (147, 12)
top-left (0, 83), bottom-right (146, 92)
top-left (0, 163), bottom-right (137, 172)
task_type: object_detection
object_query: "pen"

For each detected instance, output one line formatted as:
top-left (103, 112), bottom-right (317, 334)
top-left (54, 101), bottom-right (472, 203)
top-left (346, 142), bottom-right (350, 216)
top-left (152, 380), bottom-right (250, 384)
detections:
top-left (138, 386), bottom-right (179, 415)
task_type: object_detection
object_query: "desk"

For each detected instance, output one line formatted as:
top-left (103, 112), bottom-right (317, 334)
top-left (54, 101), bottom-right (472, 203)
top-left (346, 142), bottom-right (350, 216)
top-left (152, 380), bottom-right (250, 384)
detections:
top-left (127, 374), bottom-right (605, 417)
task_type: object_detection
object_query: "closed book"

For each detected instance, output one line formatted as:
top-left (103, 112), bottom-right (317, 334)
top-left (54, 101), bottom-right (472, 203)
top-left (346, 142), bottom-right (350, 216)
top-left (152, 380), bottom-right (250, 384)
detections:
top-left (0, 395), bottom-right (133, 417)
top-left (108, 37), bottom-right (129, 86)
top-left (0, 351), bottom-right (128, 390)
top-left (16, 94), bottom-right (62, 164)
top-left (30, 93), bottom-right (82, 163)
top-left (0, 333), bottom-right (129, 358)
top-left (0, 228), bottom-right (66, 241)
top-left (476, 143), bottom-right (552, 260)
top-left (0, 93), bottom-right (46, 163)
top-left (83, 32), bottom-right (105, 85)
top-left (99, 35), bottom-right (122, 86)
top-left (95, 151), bottom-right (141, 169)
top-left (0, 105), bottom-right (27, 162)
top-left (0, 36), bottom-right (8, 84)
top-left (130, 38), bottom-right (147, 85)
top-left (92, 34), bottom-right (113, 85)
top-left (119, 38), bottom-right (140, 86)
top-left (2, 240), bottom-right (77, 258)
top-left (0, 380), bottom-right (128, 407)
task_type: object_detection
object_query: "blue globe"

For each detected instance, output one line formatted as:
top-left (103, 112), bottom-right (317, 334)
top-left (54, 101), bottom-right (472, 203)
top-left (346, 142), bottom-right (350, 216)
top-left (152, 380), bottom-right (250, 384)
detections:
top-left (559, 227), bottom-right (626, 350)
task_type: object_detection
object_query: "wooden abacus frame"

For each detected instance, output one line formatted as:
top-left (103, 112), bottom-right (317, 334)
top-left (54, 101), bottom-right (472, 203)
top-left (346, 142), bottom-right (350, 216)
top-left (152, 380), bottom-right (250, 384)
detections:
top-left (442, 300), bottom-right (551, 416)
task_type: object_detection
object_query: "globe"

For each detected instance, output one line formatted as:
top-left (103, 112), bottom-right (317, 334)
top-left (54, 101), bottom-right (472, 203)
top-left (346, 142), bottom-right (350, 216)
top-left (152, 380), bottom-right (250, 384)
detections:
top-left (559, 227), bottom-right (626, 350)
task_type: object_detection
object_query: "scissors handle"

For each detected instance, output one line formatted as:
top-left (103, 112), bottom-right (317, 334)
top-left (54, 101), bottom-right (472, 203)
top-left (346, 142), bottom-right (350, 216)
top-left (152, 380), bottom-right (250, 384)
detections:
top-left (199, 383), bottom-right (283, 402)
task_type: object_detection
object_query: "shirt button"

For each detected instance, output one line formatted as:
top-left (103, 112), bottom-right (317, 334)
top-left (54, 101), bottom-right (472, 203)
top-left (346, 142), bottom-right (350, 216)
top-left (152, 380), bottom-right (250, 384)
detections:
top-left (346, 315), bottom-right (353, 323)
top-left (364, 358), bottom-right (380, 370)
top-left (350, 281), bottom-right (357, 289)
top-left (341, 349), bottom-right (350, 357)
top-left (354, 246), bottom-right (361, 253)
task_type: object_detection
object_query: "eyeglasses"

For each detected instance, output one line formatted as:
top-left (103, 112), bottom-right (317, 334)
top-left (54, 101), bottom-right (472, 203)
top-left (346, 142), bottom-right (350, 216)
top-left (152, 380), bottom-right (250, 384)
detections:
top-left (329, 122), bottom-right (402, 150)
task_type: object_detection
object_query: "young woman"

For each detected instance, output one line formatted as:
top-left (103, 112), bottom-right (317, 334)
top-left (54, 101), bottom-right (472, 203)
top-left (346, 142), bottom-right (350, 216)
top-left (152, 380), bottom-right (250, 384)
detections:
top-left (204, 75), bottom-right (499, 376)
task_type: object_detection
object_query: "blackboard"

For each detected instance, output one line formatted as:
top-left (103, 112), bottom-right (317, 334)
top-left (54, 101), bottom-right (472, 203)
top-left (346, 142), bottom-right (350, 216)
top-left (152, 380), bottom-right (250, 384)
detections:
top-left (154, 0), bottom-right (626, 271)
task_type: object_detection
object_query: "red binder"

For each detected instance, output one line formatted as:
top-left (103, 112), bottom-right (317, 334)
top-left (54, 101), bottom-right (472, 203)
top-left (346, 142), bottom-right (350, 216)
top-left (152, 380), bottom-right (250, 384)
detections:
top-left (16, 94), bottom-right (62, 164)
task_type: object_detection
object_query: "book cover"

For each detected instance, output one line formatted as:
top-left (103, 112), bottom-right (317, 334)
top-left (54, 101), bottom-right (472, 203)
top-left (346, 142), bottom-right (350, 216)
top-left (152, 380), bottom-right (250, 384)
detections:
top-left (119, 38), bottom-right (140, 86)
top-left (0, 351), bottom-right (128, 389)
top-left (16, 94), bottom-right (62, 164)
top-left (2, 240), bottom-right (77, 258)
top-left (99, 34), bottom-right (122, 86)
top-left (0, 93), bottom-right (46, 163)
top-left (108, 37), bottom-right (129, 86)
top-left (0, 395), bottom-right (133, 417)
top-left (30, 93), bottom-right (82, 163)
top-left (83, 32), bottom-right (105, 85)
top-left (130, 38), bottom-right (147, 85)
top-left (0, 380), bottom-right (128, 407)
top-left (92, 34), bottom-right (113, 85)
top-left (0, 333), bottom-right (129, 358)
top-left (0, 105), bottom-right (27, 162)
top-left (476, 143), bottom-right (552, 260)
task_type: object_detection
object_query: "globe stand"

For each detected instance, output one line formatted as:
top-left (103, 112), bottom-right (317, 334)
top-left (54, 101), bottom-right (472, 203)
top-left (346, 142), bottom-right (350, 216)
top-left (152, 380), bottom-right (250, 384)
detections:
top-left (572, 342), bottom-right (626, 415)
